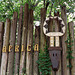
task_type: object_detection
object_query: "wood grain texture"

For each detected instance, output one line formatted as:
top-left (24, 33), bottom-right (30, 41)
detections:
top-left (68, 22), bottom-right (75, 75)
top-left (48, 16), bottom-right (54, 75)
top-left (1, 19), bottom-right (10, 75)
top-left (0, 22), bottom-right (4, 66)
top-left (14, 6), bottom-right (23, 75)
top-left (40, 8), bottom-right (46, 52)
top-left (19, 3), bottom-right (29, 75)
top-left (61, 6), bottom-right (70, 75)
top-left (26, 9), bottom-right (33, 75)
top-left (7, 12), bottom-right (18, 75)
top-left (54, 13), bottom-right (61, 75)
top-left (33, 26), bottom-right (40, 75)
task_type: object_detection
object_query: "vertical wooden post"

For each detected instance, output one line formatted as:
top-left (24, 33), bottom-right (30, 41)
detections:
top-left (61, 6), bottom-right (70, 75)
top-left (54, 13), bottom-right (61, 75)
top-left (26, 9), bottom-right (33, 75)
top-left (0, 22), bottom-right (4, 65)
top-left (19, 3), bottom-right (29, 75)
top-left (7, 12), bottom-right (18, 75)
top-left (48, 17), bottom-right (54, 75)
top-left (33, 26), bottom-right (40, 75)
top-left (14, 6), bottom-right (23, 75)
top-left (68, 22), bottom-right (75, 75)
top-left (40, 8), bottom-right (46, 52)
top-left (1, 19), bottom-right (11, 75)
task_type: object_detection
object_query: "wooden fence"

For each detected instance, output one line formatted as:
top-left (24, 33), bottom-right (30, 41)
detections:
top-left (0, 3), bottom-right (75, 75)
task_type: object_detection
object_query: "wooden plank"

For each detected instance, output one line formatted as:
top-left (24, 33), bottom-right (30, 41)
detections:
top-left (61, 6), bottom-right (70, 75)
top-left (0, 22), bottom-right (4, 66)
top-left (33, 26), bottom-right (40, 75)
top-left (68, 22), bottom-right (75, 75)
top-left (54, 14), bottom-right (61, 75)
top-left (26, 9), bottom-right (33, 75)
top-left (1, 19), bottom-right (11, 75)
top-left (19, 3), bottom-right (29, 75)
top-left (7, 12), bottom-right (18, 75)
top-left (40, 8), bottom-right (46, 52)
top-left (14, 5), bottom-right (23, 75)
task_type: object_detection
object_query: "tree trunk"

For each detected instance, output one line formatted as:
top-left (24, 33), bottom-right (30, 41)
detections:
top-left (26, 9), bottom-right (33, 75)
top-left (19, 3), bottom-right (29, 75)
top-left (14, 6), bottom-right (23, 75)
top-left (68, 22), bottom-right (75, 75)
top-left (61, 6), bottom-right (70, 75)
top-left (33, 26), bottom-right (40, 75)
top-left (0, 22), bottom-right (4, 66)
top-left (1, 19), bottom-right (11, 75)
top-left (7, 12), bottom-right (18, 75)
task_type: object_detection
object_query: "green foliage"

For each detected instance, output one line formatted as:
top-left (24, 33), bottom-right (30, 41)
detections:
top-left (37, 44), bottom-right (52, 75)
top-left (65, 32), bottom-right (74, 68)
top-left (0, 0), bottom-right (75, 21)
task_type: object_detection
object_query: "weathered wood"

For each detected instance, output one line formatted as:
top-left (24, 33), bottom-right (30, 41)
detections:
top-left (0, 22), bottom-right (4, 66)
top-left (68, 22), bottom-right (75, 75)
top-left (14, 6), bottom-right (23, 75)
top-left (61, 6), bottom-right (70, 75)
top-left (1, 19), bottom-right (11, 75)
top-left (48, 17), bottom-right (54, 75)
top-left (33, 26), bottom-right (40, 75)
top-left (26, 9), bottom-right (33, 75)
top-left (19, 3), bottom-right (29, 75)
top-left (54, 13), bottom-right (61, 75)
top-left (40, 8), bottom-right (46, 52)
top-left (7, 12), bottom-right (18, 75)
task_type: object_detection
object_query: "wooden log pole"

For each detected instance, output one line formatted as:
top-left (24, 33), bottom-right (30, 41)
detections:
top-left (19, 3), bottom-right (29, 75)
top-left (0, 22), bottom-right (4, 66)
top-left (40, 8), bottom-right (46, 52)
top-left (7, 12), bottom-right (18, 75)
top-left (14, 6), bottom-right (23, 75)
top-left (48, 17), bottom-right (54, 75)
top-left (68, 22), bottom-right (75, 75)
top-left (61, 6), bottom-right (70, 75)
top-left (1, 19), bottom-right (11, 75)
top-left (33, 26), bottom-right (40, 75)
top-left (26, 9), bottom-right (33, 75)
top-left (54, 13), bottom-right (61, 75)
